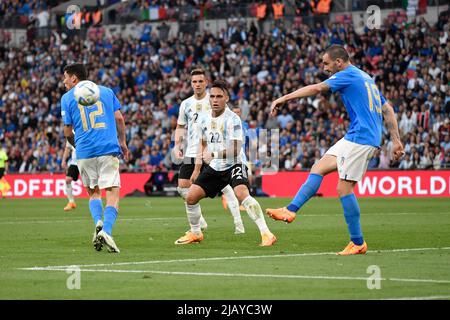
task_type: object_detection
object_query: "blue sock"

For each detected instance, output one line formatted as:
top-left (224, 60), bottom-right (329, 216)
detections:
top-left (340, 193), bottom-right (364, 245)
top-left (287, 173), bottom-right (323, 212)
top-left (103, 206), bottom-right (118, 236)
top-left (89, 199), bottom-right (103, 226)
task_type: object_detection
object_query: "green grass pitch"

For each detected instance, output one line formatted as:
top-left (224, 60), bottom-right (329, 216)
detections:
top-left (0, 197), bottom-right (449, 300)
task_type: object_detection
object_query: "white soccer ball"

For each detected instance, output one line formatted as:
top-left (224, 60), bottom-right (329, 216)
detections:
top-left (74, 80), bottom-right (100, 106)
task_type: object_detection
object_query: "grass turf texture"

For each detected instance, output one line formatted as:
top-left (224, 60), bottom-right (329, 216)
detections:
top-left (0, 197), bottom-right (449, 299)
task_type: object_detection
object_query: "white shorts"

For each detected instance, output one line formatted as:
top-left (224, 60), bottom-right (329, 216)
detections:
top-left (77, 155), bottom-right (121, 189)
top-left (325, 138), bottom-right (377, 182)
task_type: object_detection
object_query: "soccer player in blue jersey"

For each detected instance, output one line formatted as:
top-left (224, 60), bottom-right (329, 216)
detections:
top-left (61, 63), bottom-right (129, 253)
top-left (266, 45), bottom-right (404, 255)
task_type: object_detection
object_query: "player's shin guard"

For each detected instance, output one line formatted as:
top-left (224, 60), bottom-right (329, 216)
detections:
top-left (66, 182), bottom-right (74, 203)
top-left (221, 185), bottom-right (243, 225)
top-left (89, 199), bottom-right (103, 226)
top-left (186, 203), bottom-right (202, 234)
top-left (340, 193), bottom-right (364, 245)
top-left (242, 196), bottom-right (269, 234)
top-left (103, 206), bottom-right (118, 236)
top-left (287, 173), bottom-right (323, 212)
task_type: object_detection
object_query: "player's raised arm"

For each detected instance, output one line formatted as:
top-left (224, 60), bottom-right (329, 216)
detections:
top-left (114, 110), bottom-right (129, 161)
top-left (381, 101), bottom-right (405, 161)
top-left (270, 82), bottom-right (330, 116)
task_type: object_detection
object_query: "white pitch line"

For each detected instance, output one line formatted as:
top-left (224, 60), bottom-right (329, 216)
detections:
top-left (19, 267), bottom-right (450, 285)
top-left (0, 217), bottom-right (186, 225)
top-left (385, 295), bottom-right (450, 300)
top-left (2, 211), bottom-right (449, 225)
top-left (20, 246), bottom-right (450, 270)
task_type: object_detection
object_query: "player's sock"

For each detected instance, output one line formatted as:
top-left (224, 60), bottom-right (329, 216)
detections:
top-left (177, 187), bottom-right (188, 200)
top-left (287, 173), bottom-right (323, 212)
top-left (103, 206), bottom-right (118, 236)
top-left (221, 185), bottom-right (243, 225)
top-left (242, 195), bottom-right (269, 234)
top-left (340, 193), bottom-right (364, 245)
top-left (186, 203), bottom-right (202, 234)
top-left (66, 182), bottom-right (74, 203)
top-left (89, 199), bottom-right (103, 225)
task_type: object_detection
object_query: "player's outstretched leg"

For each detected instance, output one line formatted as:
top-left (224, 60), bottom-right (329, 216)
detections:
top-left (266, 173), bottom-right (323, 223)
top-left (221, 185), bottom-right (245, 234)
top-left (175, 185), bottom-right (205, 245)
top-left (178, 186), bottom-right (208, 230)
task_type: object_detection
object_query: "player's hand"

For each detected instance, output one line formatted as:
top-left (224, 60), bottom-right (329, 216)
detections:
top-left (270, 98), bottom-right (285, 117)
top-left (61, 161), bottom-right (67, 169)
top-left (391, 140), bottom-right (405, 161)
top-left (172, 145), bottom-right (183, 160)
top-left (202, 149), bottom-right (213, 164)
top-left (190, 169), bottom-right (200, 183)
top-left (120, 143), bottom-right (129, 161)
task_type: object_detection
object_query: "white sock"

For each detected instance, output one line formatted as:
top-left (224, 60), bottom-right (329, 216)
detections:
top-left (221, 185), bottom-right (243, 226)
top-left (180, 187), bottom-right (207, 229)
top-left (242, 195), bottom-right (269, 234)
top-left (186, 203), bottom-right (202, 234)
top-left (66, 182), bottom-right (74, 203)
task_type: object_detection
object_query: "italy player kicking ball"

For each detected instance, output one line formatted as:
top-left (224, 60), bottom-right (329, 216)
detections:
top-left (175, 80), bottom-right (276, 246)
top-left (61, 63), bottom-right (129, 253)
top-left (267, 45), bottom-right (404, 255)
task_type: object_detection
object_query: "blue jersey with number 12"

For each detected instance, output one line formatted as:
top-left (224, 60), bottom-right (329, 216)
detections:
top-left (61, 85), bottom-right (122, 159)
top-left (324, 65), bottom-right (385, 147)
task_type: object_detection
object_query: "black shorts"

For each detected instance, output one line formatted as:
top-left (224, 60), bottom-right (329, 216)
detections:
top-left (0, 168), bottom-right (4, 179)
top-left (66, 165), bottom-right (79, 181)
top-left (178, 157), bottom-right (206, 180)
top-left (194, 163), bottom-right (250, 198)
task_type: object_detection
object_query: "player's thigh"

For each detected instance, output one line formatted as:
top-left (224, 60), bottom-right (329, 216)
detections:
top-left (97, 155), bottom-right (121, 189)
top-left (311, 154), bottom-right (338, 176)
top-left (77, 158), bottom-right (99, 189)
top-left (178, 163), bottom-right (195, 188)
top-left (329, 139), bottom-right (376, 182)
top-left (186, 184), bottom-right (206, 205)
top-left (66, 165), bottom-right (79, 182)
top-left (193, 167), bottom-right (227, 199)
top-left (229, 164), bottom-right (251, 202)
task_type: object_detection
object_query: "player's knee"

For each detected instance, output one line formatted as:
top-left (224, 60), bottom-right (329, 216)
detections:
top-left (233, 188), bottom-right (249, 203)
top-left (337, 184), bottom-right (352, 197)
top-left (66, 177), bottom-right (73, 184)
top-left (185, 192), bottom-right (199, 206)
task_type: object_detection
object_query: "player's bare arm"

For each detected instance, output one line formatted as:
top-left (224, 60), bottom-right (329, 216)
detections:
top-left (173, 124), bottom-right (186, 160)
top-left (61, 144), bottom-right (70, 169)
top-left (64, 125), bottom-right (75, 148)
top-left (114, 110), bottom-right (129, 161)
top-left (381, 102), bottom-right (405, 161)
top-left (191, 138), bottom-right (205, 183)
top-left (270, 82), bottom-right (330, 116)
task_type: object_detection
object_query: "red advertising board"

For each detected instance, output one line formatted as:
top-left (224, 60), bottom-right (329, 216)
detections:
top-left (1, 173), bottom-right (153, 198)
top-left (1, 171), bottom-right (449, 198)
top-left (262, 170), bottom-right (450, 197)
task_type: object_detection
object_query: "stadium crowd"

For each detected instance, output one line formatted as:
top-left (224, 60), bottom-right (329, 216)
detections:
top-left (0, 6), bottom-right (449, 176)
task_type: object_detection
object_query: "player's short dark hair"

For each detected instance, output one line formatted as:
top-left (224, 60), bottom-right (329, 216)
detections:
top-left (190, 68), bottom-right (206, 77)
top-left (211, 79), bottom-right (230, 97)
top-left (325, 45), bottom-right (349, 62)
top-left (63, 63), bottom-right (88, 81)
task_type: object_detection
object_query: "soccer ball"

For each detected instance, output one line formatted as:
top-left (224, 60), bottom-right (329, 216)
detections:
top-left (74, 80), bottom-right (100, 106)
